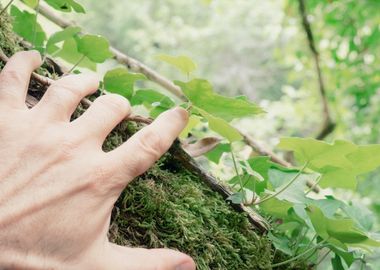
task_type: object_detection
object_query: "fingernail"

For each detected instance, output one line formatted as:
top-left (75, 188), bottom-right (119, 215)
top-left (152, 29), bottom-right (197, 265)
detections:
top-left (29, 50), bottom-right (42, 60)
top-left (175, 261), bottom-right (195, 270)
top-left (172, 106), bottom-right (189, 121)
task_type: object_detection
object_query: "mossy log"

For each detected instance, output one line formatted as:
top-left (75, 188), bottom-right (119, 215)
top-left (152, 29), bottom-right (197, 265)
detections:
top-left (0, 11), bottom-right (308, 269)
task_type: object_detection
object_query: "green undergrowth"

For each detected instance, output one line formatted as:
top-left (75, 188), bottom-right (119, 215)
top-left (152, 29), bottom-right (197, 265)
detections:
top-left (0, 10), bottom-right (308, 269)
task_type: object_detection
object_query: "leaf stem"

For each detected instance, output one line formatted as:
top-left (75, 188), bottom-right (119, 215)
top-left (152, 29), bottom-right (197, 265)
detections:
top-left (253, 162), bottom-right (309, 205)
top-left (230, 147), bottom-right (246, 201)
top-left (0, 0), bottom-right (15, 16)
top-left (68, 54), bottom-right (86, 73)
top-left (316, 249), bottom-right (331, 266)
top-left (271, 240), bottom-right (327, 268)
top-left (32, 0), bottom-right (41, 47)
top-left (360, 254), bottom-right (366, 270)
top-left (293, 227), bottom-right (308, 254)
top-left (305, 175), bottom-right (321, 195)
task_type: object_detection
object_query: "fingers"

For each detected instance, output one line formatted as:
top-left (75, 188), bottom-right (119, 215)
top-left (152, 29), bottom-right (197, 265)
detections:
top-left (32, 74), bottom-right (99, 121)
top-left (106, 107), bottom-right (188, 180)
top-left (70, 94), bottom-right (131, 145)
top-left (101, 244), bottom-right (196, 270)
top-left (0, 50), bottom-right (41, 109)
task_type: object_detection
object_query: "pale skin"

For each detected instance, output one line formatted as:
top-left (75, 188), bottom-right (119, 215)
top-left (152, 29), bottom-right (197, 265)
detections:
top-left (0, 51), bottom-right (196, 270)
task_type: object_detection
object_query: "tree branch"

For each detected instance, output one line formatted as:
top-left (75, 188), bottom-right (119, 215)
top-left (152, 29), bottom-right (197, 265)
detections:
top-left (298, 0), bottom-right (335, 140)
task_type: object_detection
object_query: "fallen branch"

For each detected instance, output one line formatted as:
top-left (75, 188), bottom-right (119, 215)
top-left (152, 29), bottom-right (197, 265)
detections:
top-left (298, 0), bottom-right (336, 140)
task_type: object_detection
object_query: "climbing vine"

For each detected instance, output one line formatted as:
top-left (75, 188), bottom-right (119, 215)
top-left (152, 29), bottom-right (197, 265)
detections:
top-left (1, 0), bottom-right (380, 269)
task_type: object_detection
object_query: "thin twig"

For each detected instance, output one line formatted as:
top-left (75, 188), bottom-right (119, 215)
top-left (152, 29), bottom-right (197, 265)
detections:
top-left (305, 175), bottom-right (321, 195)
top-left (0, 0), bottom-right (15, 16)
top-left (253, 162), bottom-right (308, 205)
top-left (271, 240), bottom-right (327, 268)
top-left (316, 249), bottom-right (331, 266)
top-left (298, 0), bottom-right (335, 140)
top-left (32, 0), bottom-right (41, 46)
top-left (68, 54), bottom-right (85, 73)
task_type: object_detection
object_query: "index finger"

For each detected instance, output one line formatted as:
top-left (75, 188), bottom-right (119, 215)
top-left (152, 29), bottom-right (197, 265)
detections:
top-left (0, 50), bottom-right (42, 109)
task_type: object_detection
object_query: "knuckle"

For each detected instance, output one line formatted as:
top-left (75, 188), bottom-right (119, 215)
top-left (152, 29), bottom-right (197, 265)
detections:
top-left (97, 94), bottom-right (130, 116)
top-left (18, 50), bottom-right (41, 64)
top-left (125, 156), bottom-right (146, 179)
top-left (51, 82), bottom-right (83, 101)
top-left (43, 85), bottom-right (79, 112)
top-left (138, 130), bottom-right (166, 160)
top-left (1, 69), bottom-right (24, 85)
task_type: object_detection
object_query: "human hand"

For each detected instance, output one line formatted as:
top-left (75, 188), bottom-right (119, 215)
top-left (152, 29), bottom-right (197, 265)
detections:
top-left (0, 51), bottom-right (195, 270)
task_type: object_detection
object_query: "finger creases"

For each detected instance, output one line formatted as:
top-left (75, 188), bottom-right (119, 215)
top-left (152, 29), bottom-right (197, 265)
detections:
top-left (32, 74), bottom-right (100, 121)
top-left (0, 50), bottom-right (42, 108)
top-left (107, 107), bottom-right (188, 181)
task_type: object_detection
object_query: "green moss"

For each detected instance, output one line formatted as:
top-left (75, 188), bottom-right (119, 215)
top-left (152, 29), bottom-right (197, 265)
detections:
top-left (0, 5), bottom-right (20, 58)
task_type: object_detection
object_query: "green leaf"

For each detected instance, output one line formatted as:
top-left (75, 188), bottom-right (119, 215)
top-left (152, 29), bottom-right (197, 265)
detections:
top-left (306, 206), bottom-right (380, 249)
top-left (341, 203), bottom-right (374, 232)
top-left (54, 38), bottom-right (96, 71)
top-left (131, 89), bottom-right (175, 118)
top-left (196, 108), bottom-right (242, 142)
top-left (306, 196), bottom-right (343, 218)
top-left (238, 157), bottom-right (272, 194)
top-left (157, 54), bottom-right (197, 76)
top-left (180, 115), bottom-right (202, 139)
top-left (278, 138), bottom-right (355, 169)
top-left (44, 0), bottom-right (85, 13)
top-left (131, 89), bottom-right (174, 108)
top-left (46, 26), bottom-right (81, 54)
top-left (204, 143), bottom-right (231, 163)
top-left (77, 35), bottom-right (113, 63)
top-left (268, 232), bottom-right (293, 256)
top-left (331, 248), bottom-right (355, 268)
top-left (278, 138), bottom-right (380, 189)
top-left (104, 68), bottom-right (146, 99)
top-left (346, 144), bottom-right (380, 172)
top-left (227, 192), bottom-right (245, 204)
top-left (22, 0), bottom-right (39, 8)
top-left (331, 255), bottom-right (345, 270)
top-left (10, 6), bottom-right (46, 48)
top-left (175, 79), bottom-right (264, 121)
top-left (260, 198), bottom-right (293, 219)
top-left (267, 168), bottom-right (312, 204)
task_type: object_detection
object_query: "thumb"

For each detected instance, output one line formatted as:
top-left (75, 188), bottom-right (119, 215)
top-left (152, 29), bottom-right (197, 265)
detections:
top-left (102, 243), bottom-right (196, 270)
